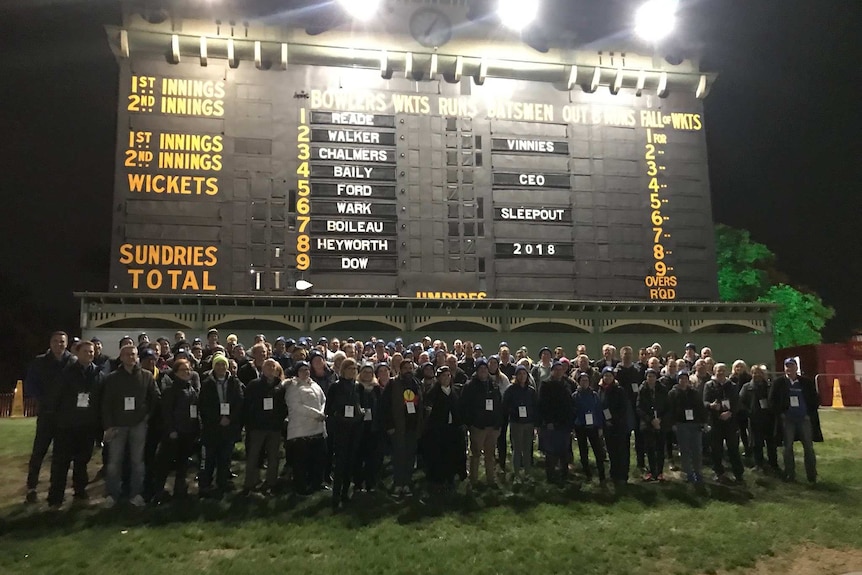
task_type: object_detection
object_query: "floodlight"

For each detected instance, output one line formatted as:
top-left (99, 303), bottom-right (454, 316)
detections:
top-left (338, 0), bottom-right (381, 22)
top-left (635, 0), bottom-right (679, 42)
top-left (498, 0), bottom-right (539, 32)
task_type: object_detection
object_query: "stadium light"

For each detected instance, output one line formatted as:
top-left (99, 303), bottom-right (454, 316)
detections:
top-left (338, 0), bottom-right (381, 22)
top-left (498, 0), bottom-right (539, 32)
top-left (635, 0), bottom-right (679, 42)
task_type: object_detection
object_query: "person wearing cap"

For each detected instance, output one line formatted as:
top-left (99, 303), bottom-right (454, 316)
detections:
top-left (353, 362), bottom-right (383, 493)
top-left (530, 347), bottom-right (554, 394)
top-left (380, 358), bottom-right (424, 497)
top-left (537, 361), bottom-right (574, 484)
top-left (599, 366), bottom-right (630, 486)
top-left (375, 362), bottom-right (391, 389)
top-left (503, 365), bottom-right (538, 483)
top-left (682, 343), bottom-right (699, 368)
top-left (636, 368), bottom-right (670, 481)
top-left (486, 355), bottom-right (512, 473)
top-left (739, 364), bottom-right (779, 474)
top-left (461, 358), bottom-right (505, 488)
top-left (201, 328), bottom-right (219, 360)
top-left (769, 358), bottom-right (821, 483)
top-left (422, 366), bottom-right (467, 493)
top-left (101, 344), bottom-right (160, 508)
top-left (418, 361), bottom-right (437, 397)
top-left (242, 359), bottom-right (288, 496)
top-left (151, 358), bottom-right (200, 503)
top-left (373, 340), bottom-right (389, 364)
top-left (284, 361), bottom-right (326, 495)
top-left (667, 371), bottom-right (707, 483)
top-left (46, 340), bottom-right (104, 507)
top-left (703, 363), bottom-right (745, 484)
top-left (324, 358), bottom-right (365, 510)
top-left (572, 370), bottom-right (606, 484)
top-left (199, 353), bottom-right (244, 497)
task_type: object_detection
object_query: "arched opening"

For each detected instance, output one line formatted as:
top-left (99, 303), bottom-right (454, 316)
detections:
top-left (691, 323), bottom-right (760, 334)
top-left (100, 318), bottom-right (188, 329)
top-left (604, 323), bottom-right (677, 334)
top-left (213, 319), bottom-right (295, 331)
top-left (319, 320), bottom-right (400, 333)
top-left (417, 321), bottom-right (496, 333)
top-left (512, 322), bottom-right (589, 334)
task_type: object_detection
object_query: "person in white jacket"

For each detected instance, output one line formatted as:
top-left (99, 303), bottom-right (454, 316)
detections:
top-left (285, 362), bottom-right (327, 495)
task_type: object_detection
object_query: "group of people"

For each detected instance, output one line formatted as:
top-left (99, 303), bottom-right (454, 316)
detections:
top-left (23, 329), bottom-right (822, 511)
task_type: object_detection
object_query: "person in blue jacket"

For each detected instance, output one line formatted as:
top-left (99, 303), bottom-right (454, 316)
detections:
top-left (502, 365), bottom-right (538, 483)
top-left (572, 371), bottom-right (606, 483)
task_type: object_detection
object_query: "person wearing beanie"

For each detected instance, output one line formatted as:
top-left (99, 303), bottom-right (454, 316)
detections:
top-left (422, 366), bottom-right (467, 493)
top-left (380, 359), bottom-right (424, 497)
top-left (198, 353), bottom-right (244, 497)
top-left (599, 366), bottom-right (631, 486)
top-left (530, 347), bottom-right (554, 394)
top-left (637, 368), bottom-right (670, 481)
top-left (461, 358), bottom-right (505, 488)
top-left (503, 364), bottom-right (538, 483)
top-left (537, 361), bottom-right (574, 485)
top-left (572, 371), bottom-right (606, 484)
top-left (354, 362), bottom-right (383, 494)
top-left (667, 371), bottom-right (707, 483)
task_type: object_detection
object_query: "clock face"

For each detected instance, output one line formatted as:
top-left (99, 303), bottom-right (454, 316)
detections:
top-left (409, 7), bottom-right (453, 48)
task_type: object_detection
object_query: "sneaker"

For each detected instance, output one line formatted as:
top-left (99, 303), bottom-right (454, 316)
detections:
top-left (641, 473), bottom-right (654, 482)
top-left (25, 489), bottom-right (38, 504)
top-left (103, 496), bottom-right (117, 509)
top-left (129, 495), bottom-right (146, 507)
top-left (657, 474), bottom-right (666, 482)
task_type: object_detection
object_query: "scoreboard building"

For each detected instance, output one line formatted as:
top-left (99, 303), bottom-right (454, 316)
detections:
top-left (79, 0), bottom-right (776, 362)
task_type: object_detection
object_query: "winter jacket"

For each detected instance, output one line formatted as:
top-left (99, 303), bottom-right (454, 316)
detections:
top-left (51, 361), bottom-right (104, 430)
top-left (572, 386), bottom-right (604, 429)
top-left (242, 376), bottom-right (287, 433)
top-left (461, 375), bottom-right (505, 429)
top-left (538, 378), bottom-right (573, 430)
top-left (101, 365), bottom-right (160, 429)
top-left (503, 383), bottom-right (538, 425)
top-left (199, 372), bottom-right (244, 443)
top-left (667, 384), bottom-right (708, 425)
top-left (285, 379), bottom-right (327, 440)
top-left (160, 375), bottom-right (200, 436)
top-left (636, 381), bottom-right (671, 431)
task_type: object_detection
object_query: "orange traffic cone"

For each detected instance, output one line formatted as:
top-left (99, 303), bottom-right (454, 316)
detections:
top-left (11, 380), bottom-right (25, 418)
top-left (832, 378), bottom-right (845, 409)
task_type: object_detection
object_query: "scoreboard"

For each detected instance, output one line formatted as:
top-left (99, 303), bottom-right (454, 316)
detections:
top-left (109, 59), bottom-right (718, 301)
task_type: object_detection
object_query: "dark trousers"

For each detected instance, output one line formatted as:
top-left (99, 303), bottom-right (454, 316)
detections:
top-left (201, 437), bottom-right (234, 491)
top-left (633, 427), bottom-right (646, 469)
top-left (27, 415), bottom-right (55, 490)
top-left (424, 426), bottom-right (467, 485)
top-left (289, 435), bottom-right (326, 494)
top-left (665, 429), bottom-right (677, 461)
top-left (643, 428), bottom-right (667, 476)
top-left (710, 421), bottom-right (744, 478)
top-left (737, 413), bottom-right (750, 456)
top-left (48, 428), bottom-right (95, 505)
top-left (391, 430), bottom-right (419, 488)
top-left (354, 427), bottom-right (383, 490)
top-left (496, 420), bottom-right (509, 471)
top-left (331, 426), bottom-right (361, 501)
top-left (153, 433), bottom-right (198, 496)
top-left (143, 422), bottom-right (162, 498)
top-left (245, 430), bottom-right (282, 489)
top-left (606, 431), bottom-right (631, 482)
top-left (574, 426), bottom-right (606, 480)
top-left (749, 416), bottom-right (778, 469)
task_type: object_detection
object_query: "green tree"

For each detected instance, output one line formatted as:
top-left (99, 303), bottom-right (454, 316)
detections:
top-left (758, 284), bottom-right (835, 348)
top-left (714, 224), bottom-right (774, 301)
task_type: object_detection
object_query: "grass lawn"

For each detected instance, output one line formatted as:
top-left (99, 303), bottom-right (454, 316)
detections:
top-left (1, 411), bottom-right (861, 575)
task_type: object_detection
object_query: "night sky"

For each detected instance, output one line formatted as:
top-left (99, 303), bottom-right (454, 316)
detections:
top-left (1, 0), bottom-right (860, 348)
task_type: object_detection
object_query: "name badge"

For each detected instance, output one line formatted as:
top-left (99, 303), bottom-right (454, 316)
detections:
top-left (485, 399), bottom-right (494, 411)
top-left (345, 405), bottom-right (355, 418)
top-left (190, 405), bottom-right (198, 419)
top-left (685, 409), bottom-right (694, 421)
top-left (518, 406), bottom-right (527, 419)
top-left (585, 413), bottom-right (594, 426)
top-left (124, 397), bottom-right (135, 411)
top-left (263, 397), bottom-right (274, 411)
top-left (364, 408), bottom-right (372, 421)
top-left (721, 399), bottom-right (730, 409)
top-left (76, 393), bottom-right (90, 408)
top-left (220, 403), bottom-right (230, 416)
top-left (631, 383), bottom-right (639, 393)
top-left (790, 396), bottom-right (800, 407)
top-left (406, 402), bottom-right (416, 414)
top-left (603, 408), bottom-right (612, 420)
top-left (759, 399), bottom-right (768, 410)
